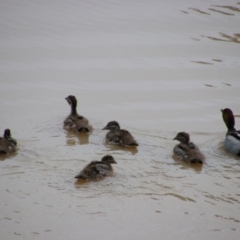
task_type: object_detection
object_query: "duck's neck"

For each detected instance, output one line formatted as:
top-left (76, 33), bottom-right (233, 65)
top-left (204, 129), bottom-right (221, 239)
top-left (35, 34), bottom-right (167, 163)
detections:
top-left (4, 132), bottom-right (10, 138)
top-left (225, 116), bottom-right (235, 132)
top-left (71, 104), bottom-right (77, 115)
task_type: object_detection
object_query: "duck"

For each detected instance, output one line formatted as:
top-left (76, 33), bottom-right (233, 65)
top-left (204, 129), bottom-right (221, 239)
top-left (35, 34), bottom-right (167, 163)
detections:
top-left (64, 95), bottom-right (92, 133)
top-left (221, 108), bottom-right (240, 156)
top-left (75, 155), bottom-right (117, 180)
top-left (102, 121), bottom-right (138, 147)
top-left (173, 132), bottom-right (205, 164)
top-left (0, 129), bottom-right (17, 154)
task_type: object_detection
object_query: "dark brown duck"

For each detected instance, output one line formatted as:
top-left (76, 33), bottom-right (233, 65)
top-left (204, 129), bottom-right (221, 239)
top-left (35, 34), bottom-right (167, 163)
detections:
top-left (75, 155), bottom-right (117, 180)
top-left (102, 121), bottom-right (138, 147)
top-left (173, 132), bottom-right (205, 164)
top-left (64, 95), bottom-right (92, 133)
top-left (0, 129), bottom-right (17, 154)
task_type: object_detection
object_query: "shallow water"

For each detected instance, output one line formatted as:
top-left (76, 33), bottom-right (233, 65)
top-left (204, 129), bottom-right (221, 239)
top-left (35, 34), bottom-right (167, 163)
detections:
top-left (1, 0), bottom-right (240, 239)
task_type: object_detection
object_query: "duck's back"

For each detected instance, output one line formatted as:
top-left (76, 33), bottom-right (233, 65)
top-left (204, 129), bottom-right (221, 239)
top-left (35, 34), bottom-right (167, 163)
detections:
top-left (106, 129), bottom-right (138, 147)
top-left (0, 138), bottom-right (17, 154)
top-left (174, 142), bottom-right (204, 164)
top-left (76, 161), bottom-right (113, 179)
top-left (95, 162), bottom-right (113, 176)
top-left (76, 161), bottom-right (98, 179)
top-left (64, 114), bottom-right (92, 133)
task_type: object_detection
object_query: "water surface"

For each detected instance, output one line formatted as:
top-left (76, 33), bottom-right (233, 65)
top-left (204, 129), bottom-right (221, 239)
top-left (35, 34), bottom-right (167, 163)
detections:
top-left (0, 0), bottom-right (240, 239)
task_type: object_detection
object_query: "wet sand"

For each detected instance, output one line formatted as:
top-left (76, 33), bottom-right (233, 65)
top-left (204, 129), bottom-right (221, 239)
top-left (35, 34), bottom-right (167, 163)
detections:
top-left (0, 0), bottom-right (240, 239)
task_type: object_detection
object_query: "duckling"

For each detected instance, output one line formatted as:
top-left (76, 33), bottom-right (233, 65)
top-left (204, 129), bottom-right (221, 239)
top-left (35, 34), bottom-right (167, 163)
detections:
top-left (102, 121), bottom-right (138, 147)
top-left (75, 155), bottom-right (117, 180)
top-left (173, 132), bottom-right (205, 164)
top-left (221, 108), bottom-right (240, 156)
top-left (64, 95), bottom-right (92, 133)
top-left (0, 129), bottom-right (17, 154)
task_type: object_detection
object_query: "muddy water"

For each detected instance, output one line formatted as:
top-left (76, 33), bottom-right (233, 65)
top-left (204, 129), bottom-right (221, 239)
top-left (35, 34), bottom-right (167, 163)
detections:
top-left (1, 0), bottom-right (240, 239)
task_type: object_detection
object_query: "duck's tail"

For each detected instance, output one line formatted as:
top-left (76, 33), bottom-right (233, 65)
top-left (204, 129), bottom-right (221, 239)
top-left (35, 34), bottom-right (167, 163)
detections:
top-left (130, 142), bottom-right (139, 147)
top-left (75, 172), bottom-right (88, 179)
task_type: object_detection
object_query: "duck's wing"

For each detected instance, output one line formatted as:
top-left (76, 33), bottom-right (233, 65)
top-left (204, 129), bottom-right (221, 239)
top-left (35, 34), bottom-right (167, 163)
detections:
top-left (0, 139), bottom-right (15, 154)
top-left (8, 138), bottom-right (17, 146)
top-left (229, 131), bottom-right (240, 141)
top-left (188, 142), bottom-right (199, 151)
top-left (95, 163), bottom-right (112, 176)
top-left (173, 144), bottom-right (188, 158)
top-left (64, 116), bottom-right (76, 129)
top-left (106, 131), bottom-right (122, 144)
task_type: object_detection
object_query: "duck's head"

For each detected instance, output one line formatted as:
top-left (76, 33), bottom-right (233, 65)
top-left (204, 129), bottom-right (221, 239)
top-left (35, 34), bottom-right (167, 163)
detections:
top-left (101, 155), bottom-right (117, 164)
top-left (102, 121), bottom-right (120, 131)
top-left (65, 95), bottom-right (77, 107)
top-left (3, 129), bottom-right (11, 138)
top-left (221, 108), bottom-right (235, 130)
top-left (173, 132), bottom-right (190, 144)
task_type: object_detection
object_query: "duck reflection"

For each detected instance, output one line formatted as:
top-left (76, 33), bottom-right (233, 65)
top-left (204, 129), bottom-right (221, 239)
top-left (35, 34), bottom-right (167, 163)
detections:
top-left (172, 154), bottom-right (203, 173)
top-left (104, 142), bottom-right (138, 155)
top-left (65, 131), bottom-right (89, 145)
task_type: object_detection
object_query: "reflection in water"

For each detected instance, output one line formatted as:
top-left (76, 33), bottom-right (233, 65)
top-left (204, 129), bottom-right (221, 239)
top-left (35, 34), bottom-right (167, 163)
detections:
top-left (65, 131), bottom-right (89, 145)
top-left (212, 59), bottom-right (222, 62)
top-left (172, 154), bottom-right (203, 173)
top-left (74, 178), bottom-right (89, 186)
top-left (220, 33), bottom-right (240, 43)
top-left (211, 5), bottom-right (240, 12)
top-left (191, 38), bottom-right (200, 41)
top-left (222, 82), bottom-right (231, 86)
top-left (206, 36), bottom-right (228, 43)
top-left (206, 32), bottom-right (240, 44)
top-left (191, 61), bottom-right (214, 65)
top-left (189, 4), bottom-right (240, 16)
top-left (103, 143), bottom-right (138, 155)
top-left (208, 8), bottom-right (235, 16)
top-left (163, 193), bottom-right (196, 202)
top-left (74, 177), bottom-right (108, 186)
top-left (0, 151), bottom-right (18, 161)
top-left (1, 0), bottom-right (240, 239)
top-left (188, 7), bottom-right (210, 15)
